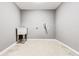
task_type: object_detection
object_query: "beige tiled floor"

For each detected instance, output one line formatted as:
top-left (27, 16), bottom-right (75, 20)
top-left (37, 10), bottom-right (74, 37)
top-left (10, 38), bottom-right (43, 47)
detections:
top-left (0, 39), bottom-right (79, 56)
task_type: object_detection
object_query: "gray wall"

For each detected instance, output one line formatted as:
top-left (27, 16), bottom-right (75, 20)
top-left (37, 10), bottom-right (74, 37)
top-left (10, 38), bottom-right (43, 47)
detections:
top-left (21, 10), bottom-right (56, 39)
top-left (0, 2), bottom-right (20, 51)
top-left (56, 2), bottom-right (79, 52)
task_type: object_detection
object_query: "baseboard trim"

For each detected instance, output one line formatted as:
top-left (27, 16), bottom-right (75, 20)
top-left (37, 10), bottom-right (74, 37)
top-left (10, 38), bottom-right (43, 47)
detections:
top-left (0, 39), bottom-right (55, 55)
top-left (0, 42), bottom-right (16, 55)
top-left (57, 40), bottom-right (79, 56)
top-left (0, 39), bottom-right (79, 56)
top-left (27, 39), bottom-right (56, 40)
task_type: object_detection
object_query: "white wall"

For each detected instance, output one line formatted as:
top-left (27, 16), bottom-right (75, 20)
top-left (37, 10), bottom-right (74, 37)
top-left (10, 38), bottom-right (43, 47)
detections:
top-left (0, 2), bottom-right (20, 51)
top-left (56, 2), bottom-right (79, 52)
top-left (22, 10), bottom-right (56, 39)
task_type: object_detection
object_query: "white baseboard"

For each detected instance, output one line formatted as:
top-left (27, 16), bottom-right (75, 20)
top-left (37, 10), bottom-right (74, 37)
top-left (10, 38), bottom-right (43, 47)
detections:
top-left (0, 43), bottom-right (16, 55)
top-left (27, 39), bottom-right (56, 40)
top-left (57, 40), bottom-right (79, 56)
top-left (0, 39), bottom-right (79, 56)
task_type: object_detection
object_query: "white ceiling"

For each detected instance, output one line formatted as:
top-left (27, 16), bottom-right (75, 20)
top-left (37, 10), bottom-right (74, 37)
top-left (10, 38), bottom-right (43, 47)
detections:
top-left (15, 2), bottom-right (61, 10)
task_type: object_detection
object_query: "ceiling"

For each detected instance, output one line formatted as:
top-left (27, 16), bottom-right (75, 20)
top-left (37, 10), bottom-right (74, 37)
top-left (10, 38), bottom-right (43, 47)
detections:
top-left (15, 2), bottom-right (61, 10)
